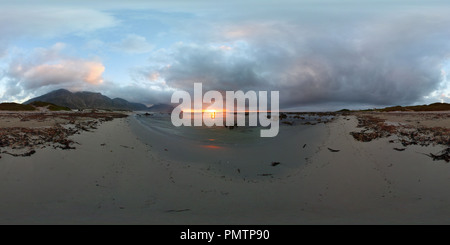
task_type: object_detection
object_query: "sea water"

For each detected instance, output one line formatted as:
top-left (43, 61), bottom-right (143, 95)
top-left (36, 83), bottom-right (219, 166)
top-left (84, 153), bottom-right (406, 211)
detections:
top-left (132, 112), bottom-right (332, 179)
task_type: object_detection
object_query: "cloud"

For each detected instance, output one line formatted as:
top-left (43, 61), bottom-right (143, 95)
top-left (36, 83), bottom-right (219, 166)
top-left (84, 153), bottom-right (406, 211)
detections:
top-left (101, 83), bottom-right (174, 106)
top-left (0, 6), bottom-right (117, 54)
top-left (1, 43), bottom-right (105, 101)
top-left (101, 67), bottom-right (176, 106)
top-left (137, 10), bottom-right (450, 109)
top-left (0, 7), bottom-right (117, 38)
top-left (19, 60), bottom-right (105, 88)
top-left (2, 1), bottom-right (450, 109)
top-left (111, 34), bottom-right (154, 54)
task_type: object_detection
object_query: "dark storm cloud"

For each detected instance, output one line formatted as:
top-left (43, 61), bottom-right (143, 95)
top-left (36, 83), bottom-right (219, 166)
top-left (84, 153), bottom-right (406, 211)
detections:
top-left (140, 9), bottom-right (450, 108)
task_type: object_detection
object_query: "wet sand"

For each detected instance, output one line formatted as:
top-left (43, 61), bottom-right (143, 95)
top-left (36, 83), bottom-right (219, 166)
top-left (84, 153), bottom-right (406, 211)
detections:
top-left (0, 112), bottom-right (449, 224)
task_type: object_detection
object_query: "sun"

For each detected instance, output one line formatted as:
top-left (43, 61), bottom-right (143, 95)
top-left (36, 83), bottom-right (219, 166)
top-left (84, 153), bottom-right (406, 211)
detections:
top-left (206, 109), bottom-right (216, 119)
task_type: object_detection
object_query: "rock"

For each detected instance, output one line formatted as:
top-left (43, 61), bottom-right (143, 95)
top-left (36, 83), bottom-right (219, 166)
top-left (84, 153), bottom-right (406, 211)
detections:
top-left (271, 162), bottom-right (281, 166)
top-left (393, 148), bottom-right (406, 151)
top-left (327, 147), bottom-right (340, 152)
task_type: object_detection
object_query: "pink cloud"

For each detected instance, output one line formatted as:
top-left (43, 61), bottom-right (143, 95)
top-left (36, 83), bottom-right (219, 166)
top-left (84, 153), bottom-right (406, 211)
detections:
top-left (20, 60), bottom-right (105, 89)
top-left (3, 43), bottom-right (106, 102)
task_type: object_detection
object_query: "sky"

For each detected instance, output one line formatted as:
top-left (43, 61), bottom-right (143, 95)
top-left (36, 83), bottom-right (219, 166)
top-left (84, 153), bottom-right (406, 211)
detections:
top-left (0, 0), bottom-right (450, 111)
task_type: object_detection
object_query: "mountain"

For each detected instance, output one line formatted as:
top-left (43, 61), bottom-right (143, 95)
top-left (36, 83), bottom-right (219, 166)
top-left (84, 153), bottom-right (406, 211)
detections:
top-left (24, 89), bottom-right (149, 111)
top-left (147, 103), bottom-right (175, 113)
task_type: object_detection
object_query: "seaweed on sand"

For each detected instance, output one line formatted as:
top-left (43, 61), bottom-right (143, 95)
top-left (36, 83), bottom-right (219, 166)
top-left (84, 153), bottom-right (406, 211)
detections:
top-left (425, 148), bottom-right (450, 162)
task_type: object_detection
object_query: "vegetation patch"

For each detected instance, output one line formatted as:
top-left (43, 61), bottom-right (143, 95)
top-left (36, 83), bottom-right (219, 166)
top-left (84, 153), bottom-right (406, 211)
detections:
top-left (28, 101), bottom-right (71, 111)
top-left (0, 103), bottom-right (36, 111)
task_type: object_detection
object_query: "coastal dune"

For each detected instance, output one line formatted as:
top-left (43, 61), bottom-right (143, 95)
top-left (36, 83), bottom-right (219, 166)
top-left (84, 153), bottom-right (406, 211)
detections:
top-left (0, 113), bottom-right (450, 224)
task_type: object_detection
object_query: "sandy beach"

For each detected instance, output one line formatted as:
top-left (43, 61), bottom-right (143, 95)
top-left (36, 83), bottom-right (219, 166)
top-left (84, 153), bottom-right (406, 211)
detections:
top-left (0, 111), bottom-right (449, 224)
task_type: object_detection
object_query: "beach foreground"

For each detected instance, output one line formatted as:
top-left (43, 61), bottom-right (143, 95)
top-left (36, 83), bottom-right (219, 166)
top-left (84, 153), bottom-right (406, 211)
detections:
top-left (0, 111), bottom-right (450, 224)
